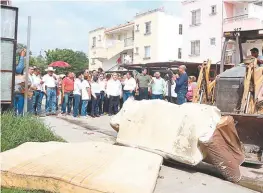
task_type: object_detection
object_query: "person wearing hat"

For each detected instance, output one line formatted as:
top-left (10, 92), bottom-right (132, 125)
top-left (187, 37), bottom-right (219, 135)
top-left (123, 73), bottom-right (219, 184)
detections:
top-left (42, 67), bottom-right (58, 115)
top-left (250, 47), bottom-right (263, 66)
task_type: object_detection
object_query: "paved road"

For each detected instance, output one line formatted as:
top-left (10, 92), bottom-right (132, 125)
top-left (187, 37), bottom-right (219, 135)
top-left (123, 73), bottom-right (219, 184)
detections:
top-left (42, 116), bottom-right (258, 193)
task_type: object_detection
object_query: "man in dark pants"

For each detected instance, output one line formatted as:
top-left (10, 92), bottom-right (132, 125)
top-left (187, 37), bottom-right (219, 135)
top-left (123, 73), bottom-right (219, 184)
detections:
top-left (106, 73), bottom-right (122, 116)
top-left (134, 68), bottom-right (151, 100)
top-left (175, 65), bottom-right (188, 105)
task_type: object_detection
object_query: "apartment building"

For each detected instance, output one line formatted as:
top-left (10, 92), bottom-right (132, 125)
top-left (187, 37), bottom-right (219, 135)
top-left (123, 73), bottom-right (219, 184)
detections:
top-left (181, 0), bottom-right (263, 64)
top-left (88, 8), bottom-right (182, 71)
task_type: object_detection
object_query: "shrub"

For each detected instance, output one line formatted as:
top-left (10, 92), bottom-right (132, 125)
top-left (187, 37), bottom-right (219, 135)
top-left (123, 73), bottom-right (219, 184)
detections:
top-left (1, 112), bottom-right (65, 152)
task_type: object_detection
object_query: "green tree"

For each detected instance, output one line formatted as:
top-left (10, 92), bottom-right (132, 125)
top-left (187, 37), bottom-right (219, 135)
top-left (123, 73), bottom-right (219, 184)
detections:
top-left (45, 49), bottom-right (89, 74)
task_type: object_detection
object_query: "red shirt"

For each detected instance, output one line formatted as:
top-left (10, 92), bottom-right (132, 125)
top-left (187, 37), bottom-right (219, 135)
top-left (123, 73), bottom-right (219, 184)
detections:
top-left (62, 77), bottom-right (74, 93)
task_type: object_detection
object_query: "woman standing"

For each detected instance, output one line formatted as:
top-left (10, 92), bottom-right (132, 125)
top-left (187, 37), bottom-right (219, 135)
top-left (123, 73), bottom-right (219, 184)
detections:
top-left (73, 72), bottom-right (83, 117)
top-left (186, 76), bottom-right (197, 102)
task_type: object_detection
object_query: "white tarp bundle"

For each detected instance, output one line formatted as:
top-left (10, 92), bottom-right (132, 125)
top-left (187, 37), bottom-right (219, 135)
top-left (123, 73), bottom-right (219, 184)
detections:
top-left (1, 142), bottom-right (163, 193)
top-left (110, 98), bottom-right (221, 165)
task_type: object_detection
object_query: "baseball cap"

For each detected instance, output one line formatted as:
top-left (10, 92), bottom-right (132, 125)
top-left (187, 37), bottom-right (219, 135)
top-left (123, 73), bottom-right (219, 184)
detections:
top-left (250, 48), bottom-right (259, 53)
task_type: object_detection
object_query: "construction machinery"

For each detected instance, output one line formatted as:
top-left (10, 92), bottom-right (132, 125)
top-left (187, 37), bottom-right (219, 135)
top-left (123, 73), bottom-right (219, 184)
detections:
top-left (194, 29), bottom-right (263, 164)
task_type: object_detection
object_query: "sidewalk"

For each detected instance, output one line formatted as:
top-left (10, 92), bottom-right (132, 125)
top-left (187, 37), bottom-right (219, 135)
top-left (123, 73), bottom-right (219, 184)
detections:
top-left (42, 115), bottom-right (257, 193)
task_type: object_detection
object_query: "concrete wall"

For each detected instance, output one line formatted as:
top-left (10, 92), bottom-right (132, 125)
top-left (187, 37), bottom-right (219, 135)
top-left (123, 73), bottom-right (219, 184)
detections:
top-left (133, 12), bottom-right (159, 64)
top-left (157, 13), bottom-right (182, 62)
top-left (182, 0), bottom-right (223, 63)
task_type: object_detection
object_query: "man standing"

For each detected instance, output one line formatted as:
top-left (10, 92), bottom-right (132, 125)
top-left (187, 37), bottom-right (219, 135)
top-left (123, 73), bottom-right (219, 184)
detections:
top-left (61, 72), bottom-right (74, 115)
top-left (98, 73), bottom-right (106, 115)
top-left (81, 75), bottom-right (91, 117)
top-left (73, 72), bottom-right (83, 118)
top-left (250, 48), bottom-right (263, 66)
top-left (42, 67), bottom-right (58, 115)
top-left (175, 65), bottom-right (188, 105)
top-left (134, 68), bottom-right (151, 100)
top-left (106, 73), bottom-right (122, 116)
top-left (150, 72), bottom-right (165, 100)
top-left (32, 68), bottom-right (44, 116)
top-left (122, 72), bottom-right (136, 102)
top-left (27, 66), bottom-right (35, 114)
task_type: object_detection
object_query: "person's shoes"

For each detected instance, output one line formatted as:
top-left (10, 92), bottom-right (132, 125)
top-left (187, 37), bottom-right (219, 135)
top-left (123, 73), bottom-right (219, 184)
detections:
top-left (91, 115), bottom-right (95, 118)
top-left (108, 114), bottom-right (112, 116)
top-left (95, 115), bottom-right (100, 117)
top-left (39, 114), bottom-right (46, 117)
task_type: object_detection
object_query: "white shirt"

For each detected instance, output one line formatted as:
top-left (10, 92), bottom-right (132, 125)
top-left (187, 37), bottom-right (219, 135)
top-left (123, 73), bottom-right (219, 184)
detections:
top-left (106, 79), bottom-right (122, 96)
top-left (91, 82), bottom-right (101, 96)
top-left (165, 80), bottom-right (177, 97)
top-left (123, 77), bottom-right (136, 91)
top-left (42, 74), bottom-right (57, 89)
top-left (32, 74), bottom-right (43, 91)
top-left (98, 79), bottom-right (106, 92)
top-left (81, 80), bottom-right (90, 100)
top-left (73, 78), bottom-right (82, 95)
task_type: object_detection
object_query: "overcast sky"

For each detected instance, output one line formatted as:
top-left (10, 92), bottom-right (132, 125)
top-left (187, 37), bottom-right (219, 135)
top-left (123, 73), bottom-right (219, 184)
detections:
top-left (12, 0), bottom-right (182, 56)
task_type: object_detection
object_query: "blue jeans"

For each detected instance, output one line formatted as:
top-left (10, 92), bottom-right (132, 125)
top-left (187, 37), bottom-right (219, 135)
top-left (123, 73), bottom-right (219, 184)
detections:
top-left (32, 90), bottom-right (44, 115)
top-left (61, 92), bottom-right (73, 114)
top-left (81, 100), bottom-right (89, 116)
top-left (177, 91), bottom-right (187, 105)
top-left (91, 93), bottom-right (100, 116)
top-left (27, 97), bottom-right (33, 114)
top-left (73, 94), bottom-right (81, 117)
top-left (46, 88), bottom-right (57, 114)
top-left (13, 93), bottom-right (24, 115)
top-left (151, 94), bottom-right (163, 100)
top-left (123, 90), bottom-right (133, 102)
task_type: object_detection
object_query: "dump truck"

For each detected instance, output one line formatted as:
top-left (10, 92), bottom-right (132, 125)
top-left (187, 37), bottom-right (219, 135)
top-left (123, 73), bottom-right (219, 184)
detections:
top-left (193, 29), bottom-right (263, 165)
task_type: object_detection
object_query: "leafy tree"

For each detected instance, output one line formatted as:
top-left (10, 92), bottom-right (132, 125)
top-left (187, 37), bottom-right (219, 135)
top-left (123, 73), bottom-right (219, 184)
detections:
top-left (45, 49), bottom-right (89, 74)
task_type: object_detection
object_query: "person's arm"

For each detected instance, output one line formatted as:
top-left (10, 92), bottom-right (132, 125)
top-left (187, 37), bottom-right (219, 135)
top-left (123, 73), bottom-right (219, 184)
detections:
top-left (175, 74), bottom-right (187, 87)
top-left (119, 81), bottom-right (123, 98)
top-left (131, 78), bottom-right (136, 92)
top-left (87, 85), bottom-right (91, 99)
top-left (16, 49), bottom-right (26, 74)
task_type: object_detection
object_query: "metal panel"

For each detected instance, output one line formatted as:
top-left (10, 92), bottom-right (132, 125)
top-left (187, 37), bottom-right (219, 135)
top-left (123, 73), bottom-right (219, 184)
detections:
top-left (1, 72), bottom-right (13, 101)
top-left (1, 40), bottom-right (14, 71)
top-left (215, 77), bottom-right (244, 112)
top-left (1, 7), bottom-right (16, 39)
top-left (1, 5), bottom-right (18, 105)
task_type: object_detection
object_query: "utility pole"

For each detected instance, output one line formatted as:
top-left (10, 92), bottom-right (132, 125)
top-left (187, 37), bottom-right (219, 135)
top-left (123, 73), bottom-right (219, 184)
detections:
top-left (23, 16), bottom-right (31, 114)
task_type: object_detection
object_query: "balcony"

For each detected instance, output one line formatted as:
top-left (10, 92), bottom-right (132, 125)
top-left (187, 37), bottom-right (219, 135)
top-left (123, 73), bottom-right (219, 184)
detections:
top-left (223, 3), bottom-right (263, 32)
top-left (124, 37), bottom-right (134, 47)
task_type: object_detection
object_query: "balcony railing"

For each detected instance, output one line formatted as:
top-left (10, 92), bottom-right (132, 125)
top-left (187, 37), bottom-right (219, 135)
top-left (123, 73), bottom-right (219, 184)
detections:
top-left (124, 37), bottom-right (134, 47)
top-left (224, 14), bottom-right (248, 23)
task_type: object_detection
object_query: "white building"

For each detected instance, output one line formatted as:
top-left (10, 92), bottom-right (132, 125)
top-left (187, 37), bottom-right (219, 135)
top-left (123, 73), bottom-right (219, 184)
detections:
top-left (181, 0), bottom-right (263, 64)
top-left (88, 8), bottom-right (182, 71)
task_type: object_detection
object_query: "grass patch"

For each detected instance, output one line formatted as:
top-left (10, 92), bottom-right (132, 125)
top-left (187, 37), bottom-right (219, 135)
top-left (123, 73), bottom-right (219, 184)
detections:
top-left (1, 188), bottom-right (46, 193)
top-left (1, 112), bottom-right (65, 152)
top-left (1, 112), bottom-right (65, 193)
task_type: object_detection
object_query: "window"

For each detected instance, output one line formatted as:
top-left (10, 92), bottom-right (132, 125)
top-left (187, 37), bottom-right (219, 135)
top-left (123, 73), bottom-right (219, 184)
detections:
top-left (144, 46), bottom-right (151, 59)
top-left (254, 1), bottom-right (263, 6)
top-left (135, 24), bottom-right (139, 31)
top-left (117, 34), bottom-right (121, 40)
top-left (134, 47), bottom-right (139, 54)
top-left (191, 9), bottom-right (201, 26)
top-left (91, 59), bottom-right (96, 65)
top-left (178, 48), bottom-right (182, 59)
top-left (191, 40), bottom-right (200, 56)
top-left (179, 24), bottom-right (183, 35)
top-left (210, 38), bottom-right (216, 45)
top-left (211, 5), bottom-right (217, 15)
top-left (98, 35), bottom-right (101, 41)
top-left (92, 37), bottom-right (96, 47)
top-left (145, 21), bottom-right (151, 35)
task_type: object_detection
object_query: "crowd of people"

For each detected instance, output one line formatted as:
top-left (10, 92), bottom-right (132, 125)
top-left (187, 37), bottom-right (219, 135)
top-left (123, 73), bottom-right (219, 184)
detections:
top-left (14, 50), bottom-right (197, 117)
